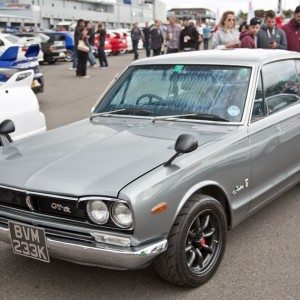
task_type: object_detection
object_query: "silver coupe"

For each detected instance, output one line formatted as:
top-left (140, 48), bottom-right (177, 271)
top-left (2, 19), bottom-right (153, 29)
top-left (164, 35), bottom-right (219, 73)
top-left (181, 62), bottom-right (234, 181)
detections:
top-left (0, 49), bottom-right (299, 287)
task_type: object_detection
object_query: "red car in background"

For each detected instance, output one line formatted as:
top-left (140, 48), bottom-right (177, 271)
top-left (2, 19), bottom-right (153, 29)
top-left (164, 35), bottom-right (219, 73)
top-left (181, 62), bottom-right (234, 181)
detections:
top-left (107, 31), bottom-right (128, 55)
top-left (94, 33), bottom-right (112, 56)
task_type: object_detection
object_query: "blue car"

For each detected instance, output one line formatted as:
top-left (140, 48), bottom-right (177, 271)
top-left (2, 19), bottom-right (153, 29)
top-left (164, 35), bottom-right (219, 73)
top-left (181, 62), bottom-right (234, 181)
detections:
top-left (0, 44), bottom-right (44, 93)
top-left (49, 31), bottom-right (74, 62)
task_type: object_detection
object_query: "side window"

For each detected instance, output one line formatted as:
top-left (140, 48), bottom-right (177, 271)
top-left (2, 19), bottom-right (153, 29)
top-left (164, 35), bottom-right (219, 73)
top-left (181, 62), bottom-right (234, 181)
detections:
top-left (295, 60), bottom-right (300, 96)
top-left (251, 72), bottom-right (265, 122)
top-left (0, 39), bottom-right (4, 47)
top-left (262, 60), bottom-right (299, 115)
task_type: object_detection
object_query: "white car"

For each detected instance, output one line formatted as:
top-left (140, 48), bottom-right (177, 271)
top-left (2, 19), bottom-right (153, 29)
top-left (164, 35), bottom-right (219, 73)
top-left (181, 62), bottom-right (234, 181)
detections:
top-left (0, 34), bottom-right (44, 62)
top-left (0, 69), bottom-right (46, 141)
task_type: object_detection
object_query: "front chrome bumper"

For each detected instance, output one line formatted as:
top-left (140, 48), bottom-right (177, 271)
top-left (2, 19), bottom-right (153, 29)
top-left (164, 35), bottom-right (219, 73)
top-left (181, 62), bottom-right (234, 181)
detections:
top-left (0, 222), bottom-right (167, 270)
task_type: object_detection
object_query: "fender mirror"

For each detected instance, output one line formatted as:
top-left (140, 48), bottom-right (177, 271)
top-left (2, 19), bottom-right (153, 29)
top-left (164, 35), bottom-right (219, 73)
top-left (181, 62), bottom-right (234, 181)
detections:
top-left (0, 119), bottom-right (15, 146)
top-left (164, 134), bottom-right (198, 167)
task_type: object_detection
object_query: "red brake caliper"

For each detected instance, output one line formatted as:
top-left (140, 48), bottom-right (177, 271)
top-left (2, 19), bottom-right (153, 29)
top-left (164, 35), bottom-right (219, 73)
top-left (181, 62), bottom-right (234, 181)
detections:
top-left (199, 237), bottom-right (206, 247)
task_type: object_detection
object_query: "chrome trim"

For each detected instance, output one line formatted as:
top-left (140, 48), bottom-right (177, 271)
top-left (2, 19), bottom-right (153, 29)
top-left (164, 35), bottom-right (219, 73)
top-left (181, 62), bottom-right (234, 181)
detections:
top-left (0, 225), bottom-right (167, 270)
top-left (0, 184), bottom-right (78, 201)
top-left (78, 196), bottom-right (116, 203)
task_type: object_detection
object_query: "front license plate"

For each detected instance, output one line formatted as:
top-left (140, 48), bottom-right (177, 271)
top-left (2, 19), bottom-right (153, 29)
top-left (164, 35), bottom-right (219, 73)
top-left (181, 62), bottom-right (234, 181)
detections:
top-left (8, 221), bottom-right (50, 263)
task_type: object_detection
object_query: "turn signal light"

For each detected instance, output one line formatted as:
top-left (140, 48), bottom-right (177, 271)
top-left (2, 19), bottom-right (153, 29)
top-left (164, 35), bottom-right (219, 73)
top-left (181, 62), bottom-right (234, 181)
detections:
top-left (151, 202), bottom-right (168, 214)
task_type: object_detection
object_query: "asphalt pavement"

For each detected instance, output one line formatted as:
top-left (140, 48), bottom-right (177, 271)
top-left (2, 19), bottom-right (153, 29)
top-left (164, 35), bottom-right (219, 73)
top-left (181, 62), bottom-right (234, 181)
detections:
top-left (0, 52), bottom-right (299, 300)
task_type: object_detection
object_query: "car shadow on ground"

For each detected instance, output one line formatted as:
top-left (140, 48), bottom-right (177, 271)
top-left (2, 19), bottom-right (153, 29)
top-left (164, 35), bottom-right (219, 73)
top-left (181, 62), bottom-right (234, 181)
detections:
top-left (1, 185), bottom-right (299, 299)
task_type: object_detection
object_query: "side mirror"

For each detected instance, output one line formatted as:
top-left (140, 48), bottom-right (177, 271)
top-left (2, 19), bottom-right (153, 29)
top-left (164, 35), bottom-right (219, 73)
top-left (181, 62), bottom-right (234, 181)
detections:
top-left (164, 134), bottom-right (198, 167)
top-left (0, 119), bottom-right (15, 146)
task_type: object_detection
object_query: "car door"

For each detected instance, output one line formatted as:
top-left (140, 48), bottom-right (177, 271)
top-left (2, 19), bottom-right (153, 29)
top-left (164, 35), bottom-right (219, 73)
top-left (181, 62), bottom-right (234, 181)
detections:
top-left (248, 59), bottom-right (300, 211)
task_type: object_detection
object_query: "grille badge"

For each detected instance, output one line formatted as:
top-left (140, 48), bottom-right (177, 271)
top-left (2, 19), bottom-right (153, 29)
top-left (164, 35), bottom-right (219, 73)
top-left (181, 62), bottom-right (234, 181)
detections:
top-left (25, 195), bottom-right (35, 211)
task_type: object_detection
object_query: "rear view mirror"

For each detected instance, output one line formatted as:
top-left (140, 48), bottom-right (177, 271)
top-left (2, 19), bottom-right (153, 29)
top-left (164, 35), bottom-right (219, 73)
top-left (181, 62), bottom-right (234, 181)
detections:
top-left (0, 119), bottom-right (15, 146)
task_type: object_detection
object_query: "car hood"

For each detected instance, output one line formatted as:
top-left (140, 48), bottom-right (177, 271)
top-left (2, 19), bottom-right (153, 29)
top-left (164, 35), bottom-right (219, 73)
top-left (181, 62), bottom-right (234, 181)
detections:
top-left (0, 118), bottom-right (229, 197)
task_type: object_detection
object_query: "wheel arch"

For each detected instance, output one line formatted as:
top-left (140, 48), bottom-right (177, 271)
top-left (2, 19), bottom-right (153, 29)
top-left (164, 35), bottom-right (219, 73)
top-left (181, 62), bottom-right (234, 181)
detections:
top-left (175, 181), bottom-right (232, 229)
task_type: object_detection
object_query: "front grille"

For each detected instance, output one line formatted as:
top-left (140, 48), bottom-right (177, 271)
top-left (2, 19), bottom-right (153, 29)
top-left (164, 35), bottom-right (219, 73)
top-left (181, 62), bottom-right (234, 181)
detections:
top-left (0, 187), bottom-right (28, 209)
top-left (0, 186), bottom-right (86, 220)
top-left (0, 186), bottom-right (132, 232)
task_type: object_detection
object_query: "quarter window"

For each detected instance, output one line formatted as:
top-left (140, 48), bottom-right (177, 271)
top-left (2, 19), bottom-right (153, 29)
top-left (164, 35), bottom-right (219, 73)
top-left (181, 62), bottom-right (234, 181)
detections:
top-left (251, 72), bottom-right (264, 121)
top-left (262, 60), bottom-right (299, 115)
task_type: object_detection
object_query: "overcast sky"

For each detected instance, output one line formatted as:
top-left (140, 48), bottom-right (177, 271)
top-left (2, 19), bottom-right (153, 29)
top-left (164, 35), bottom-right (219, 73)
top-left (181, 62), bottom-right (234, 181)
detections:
top-left (165, 0), bottom-right (300, 13)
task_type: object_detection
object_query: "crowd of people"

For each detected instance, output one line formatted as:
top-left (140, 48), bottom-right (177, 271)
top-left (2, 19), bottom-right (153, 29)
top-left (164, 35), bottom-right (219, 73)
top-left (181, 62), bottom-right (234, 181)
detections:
top-left (71, 19), bottom-right (108, 78)
top-left (70, 5), bottom-right (299, 77)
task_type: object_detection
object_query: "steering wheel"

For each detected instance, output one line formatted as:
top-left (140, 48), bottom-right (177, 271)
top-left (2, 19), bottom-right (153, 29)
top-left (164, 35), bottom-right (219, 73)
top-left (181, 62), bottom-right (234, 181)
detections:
top-left (135, 94), bottom-right (164, 106)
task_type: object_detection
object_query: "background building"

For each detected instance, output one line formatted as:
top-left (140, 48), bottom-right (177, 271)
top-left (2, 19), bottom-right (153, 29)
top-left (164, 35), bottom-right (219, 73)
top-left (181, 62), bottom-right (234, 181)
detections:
top-left (167, 7), bottom-right (216, 24)
top-left (0, 0), bottom-right (167, 30)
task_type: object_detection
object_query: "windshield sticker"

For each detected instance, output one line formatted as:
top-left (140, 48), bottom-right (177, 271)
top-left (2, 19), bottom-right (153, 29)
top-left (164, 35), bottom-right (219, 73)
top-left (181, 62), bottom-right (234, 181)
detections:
top-left (227, 106), bottom-right (240, 117)
top-left (173, 65), bottom-right (184, 73)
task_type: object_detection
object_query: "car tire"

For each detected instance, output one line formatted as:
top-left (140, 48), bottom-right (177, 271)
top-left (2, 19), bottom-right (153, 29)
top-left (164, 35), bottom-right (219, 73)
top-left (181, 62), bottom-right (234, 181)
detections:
top-left (154, 194), bottom-right (227, 287)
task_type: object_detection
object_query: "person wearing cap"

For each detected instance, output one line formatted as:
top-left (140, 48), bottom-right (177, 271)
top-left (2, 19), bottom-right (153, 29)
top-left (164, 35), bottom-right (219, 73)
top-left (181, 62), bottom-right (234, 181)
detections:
top-left (212, 11), bottom-right (240, 49)
top-left (240, 18), bottom-right (261, 48)
top-left (179, 16), bottom-right (199, 51)
top-left (256, 10), bottom-right (287, 49)
top-left (282, 6), bottom-right (300, 52)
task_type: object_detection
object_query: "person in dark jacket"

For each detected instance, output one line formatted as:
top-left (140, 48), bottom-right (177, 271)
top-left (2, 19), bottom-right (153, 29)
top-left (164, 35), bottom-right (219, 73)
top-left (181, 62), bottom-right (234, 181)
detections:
top-left (76, 25), bottom-right (89, 78)
top-left (142, 22), bottom-right (151, 57)
top-left (96, 22), bottom-right (108, 68)
top-left (256, 10), bottom-right (287, 49)
top-left (240, 17), bottom-right (261, 48)
top-left (179, 16), bottom-right (199, 51)
top-left (131, 23), bottom-right (142, 60)
top-left (150, 20), bottom-right (164, 56)
top-left (282, 6), bottom-right (300, 52)
top-left (70, 19), bottom-right (85, 70)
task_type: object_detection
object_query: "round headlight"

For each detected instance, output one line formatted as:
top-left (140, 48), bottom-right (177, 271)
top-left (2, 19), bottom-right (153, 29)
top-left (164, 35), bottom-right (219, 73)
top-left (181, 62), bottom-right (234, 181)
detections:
top-left (87, 200), bottom-right (109, 225)
top-left (112, 203), bottom-right (133, 228)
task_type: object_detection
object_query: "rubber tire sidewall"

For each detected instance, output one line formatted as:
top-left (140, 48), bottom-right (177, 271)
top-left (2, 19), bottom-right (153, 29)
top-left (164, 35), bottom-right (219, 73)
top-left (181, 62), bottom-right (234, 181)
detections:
top-left (155, 195), bottom-right (227, 287)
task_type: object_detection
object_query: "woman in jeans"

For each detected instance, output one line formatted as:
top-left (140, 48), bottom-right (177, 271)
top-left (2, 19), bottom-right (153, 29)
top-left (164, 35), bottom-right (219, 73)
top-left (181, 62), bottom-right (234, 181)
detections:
top-left (76, 26), bottom-right (89, 78)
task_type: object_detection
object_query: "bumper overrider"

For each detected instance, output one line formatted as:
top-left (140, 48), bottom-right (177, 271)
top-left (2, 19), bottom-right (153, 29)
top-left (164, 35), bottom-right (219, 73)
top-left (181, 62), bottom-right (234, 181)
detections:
top-left (0, 194), bottom-right (167, 269)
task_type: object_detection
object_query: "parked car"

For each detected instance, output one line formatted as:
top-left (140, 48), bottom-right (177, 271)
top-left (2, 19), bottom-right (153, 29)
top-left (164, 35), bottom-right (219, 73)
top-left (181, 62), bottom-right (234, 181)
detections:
top-left (0, 45), bottom-right (44, 94)
top-left (0, 69), bottom-right (46, 141)
top-left (0, 49), bottom-right (299, 287)
top-left (37, 32), bottom-right (68, 63)
top-left (10, 33), bottom-right (44, 63)
top-left (51, 31), bottom-right (74, 62)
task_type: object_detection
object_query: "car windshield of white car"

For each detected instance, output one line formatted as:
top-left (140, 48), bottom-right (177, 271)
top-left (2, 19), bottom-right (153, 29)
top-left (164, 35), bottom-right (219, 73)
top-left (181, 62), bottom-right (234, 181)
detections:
top-left (95, 64), bottom-right (252, 122)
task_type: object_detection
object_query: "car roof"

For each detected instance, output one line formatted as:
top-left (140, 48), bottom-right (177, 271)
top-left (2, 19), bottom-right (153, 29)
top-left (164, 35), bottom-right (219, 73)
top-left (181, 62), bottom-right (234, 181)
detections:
top-left (132, 49), bottom-right (300, 67)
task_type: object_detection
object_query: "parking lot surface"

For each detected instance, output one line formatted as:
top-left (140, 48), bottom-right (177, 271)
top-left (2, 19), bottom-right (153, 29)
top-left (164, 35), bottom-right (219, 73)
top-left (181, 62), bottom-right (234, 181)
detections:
top-left (0, 53), bottom-right (299, 300)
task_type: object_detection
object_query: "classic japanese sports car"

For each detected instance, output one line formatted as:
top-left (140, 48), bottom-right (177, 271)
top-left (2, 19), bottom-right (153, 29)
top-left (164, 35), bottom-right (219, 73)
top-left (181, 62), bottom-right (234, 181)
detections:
top-left (0, 49), bottom-right (299, 287)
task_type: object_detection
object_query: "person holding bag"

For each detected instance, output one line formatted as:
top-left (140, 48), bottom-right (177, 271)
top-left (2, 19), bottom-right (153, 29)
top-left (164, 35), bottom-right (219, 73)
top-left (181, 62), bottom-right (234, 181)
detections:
top-left (76, 24), bottom-right (90, 78)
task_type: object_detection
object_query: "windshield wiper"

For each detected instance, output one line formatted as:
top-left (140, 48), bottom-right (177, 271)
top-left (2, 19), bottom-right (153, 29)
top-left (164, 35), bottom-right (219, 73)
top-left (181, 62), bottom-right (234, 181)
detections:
top-left (90, 108), bottom-right (154, 120)
top-left (152, 113), bottom-right (229, 123)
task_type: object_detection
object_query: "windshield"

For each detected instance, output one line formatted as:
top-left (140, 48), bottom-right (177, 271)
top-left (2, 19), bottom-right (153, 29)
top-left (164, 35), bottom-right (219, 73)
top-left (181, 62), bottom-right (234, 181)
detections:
top-left (5, 34), bottom-right (20, 44)
top-left (94, 65), bottom-right (252, 122)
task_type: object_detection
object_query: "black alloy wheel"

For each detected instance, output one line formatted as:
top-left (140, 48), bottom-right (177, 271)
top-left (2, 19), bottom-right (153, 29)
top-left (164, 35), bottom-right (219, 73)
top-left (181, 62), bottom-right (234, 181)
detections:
top-left (154, 194), bottom-right (227, 287)
top-left (185, 211), bottom-right (221, 275)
